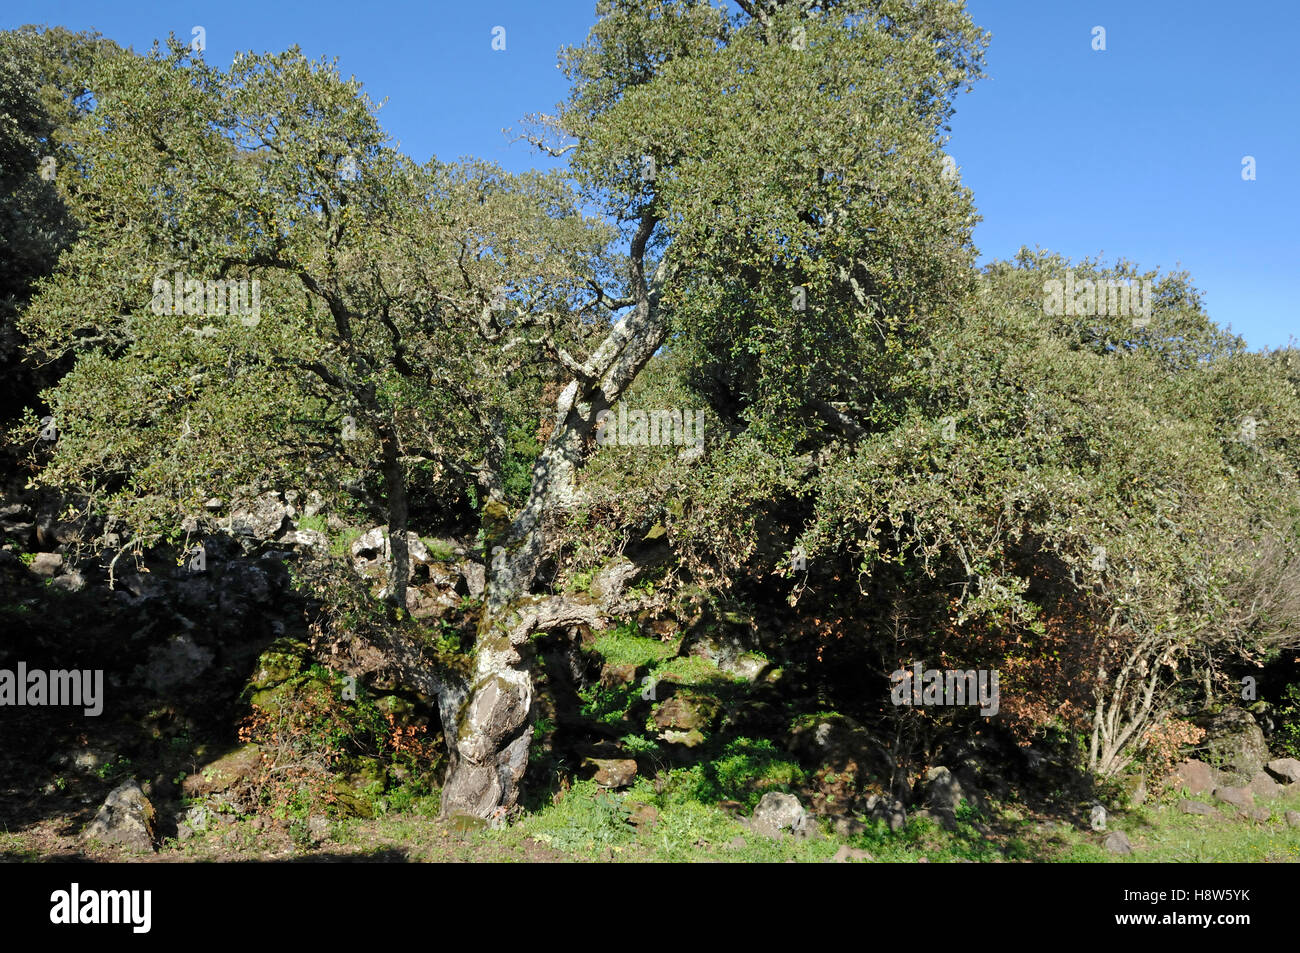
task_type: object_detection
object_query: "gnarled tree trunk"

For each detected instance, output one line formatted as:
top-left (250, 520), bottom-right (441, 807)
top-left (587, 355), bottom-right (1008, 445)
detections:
top-left (439, 234), bottom-right (673, 818)
top-left (379, 428), bottom-right (410, 612)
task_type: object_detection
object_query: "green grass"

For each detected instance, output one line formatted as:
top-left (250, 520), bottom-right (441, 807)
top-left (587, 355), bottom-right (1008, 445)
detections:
top-left (578, 682), bottom-right (639, 725)
top-left (591, 623), bottom-right (675, 668)
top-left (296, 513), bottom-right (328, 535)
top-left (295, 514), bottom-right (367, 561)
top-left (1048, 788), bottom-right (1300, 863)
top-left (652, 654), bottom-right (734, 685)
top-left (488, 771), bottom-right (1300, 864)
top-left (0, 833), bottom-right (41, 861)
top-left (687, 736), bottom-right (805, 810)
top-left (419, 537), bottom-right (457, 562)
top-left (493, 775), bottom-right (1024, 862)
top-left (498, 778), bottom-right (837, 862)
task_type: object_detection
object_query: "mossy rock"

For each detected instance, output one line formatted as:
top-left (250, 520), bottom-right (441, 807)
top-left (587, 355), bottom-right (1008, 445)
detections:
top-left (1119, 771), bottom-right (1147, 808)
top-left (247, 638), bottom-right (310, 691)
top-left (725, 652), bottom-right (768, 682)
top-left (660, 728), bottom-right (706, 748)
top-left (338, 757), bottom-right (387, 791)
top-left (181, 743), bottom-right (263, 797)
top-left (248, 680), bottom-right (294, 714)
top-left (652, 692), bottom-right (721, 732)
top-left (1196, 708), bottom-right (1269, 782)
top-left (248, 668), bottom-right (337, 714)
top-left (327, 781), bottom-right (376, 818)
top-left (375, 694), bottom-right (417, 723)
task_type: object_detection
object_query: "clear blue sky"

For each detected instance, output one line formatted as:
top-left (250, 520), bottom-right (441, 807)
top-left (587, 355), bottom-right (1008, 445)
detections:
top-left (5, 1), bottom-right (1295, 349)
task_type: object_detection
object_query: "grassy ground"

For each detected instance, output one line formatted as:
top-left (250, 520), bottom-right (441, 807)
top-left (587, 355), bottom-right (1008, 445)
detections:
top-left (5, 779), bottom-right (1298, 863)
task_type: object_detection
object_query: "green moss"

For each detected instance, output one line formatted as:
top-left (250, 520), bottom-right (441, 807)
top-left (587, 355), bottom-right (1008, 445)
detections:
top-left (579, 682), bottom-right (639, 726)
top-left (239, 650), bottom-right (443, 824)
top-left (654, 654), bottom-right (731, 685)
top-left (567, 569), bottom-right (595, 593)
top-left (690, 737), bottom-right (806, 810)
top-left (247, 638), bottom-right (309, 691)
top-left (419, 537), bottom-right (457, 562)
top-left (592, 623), bottom-right (674, 668)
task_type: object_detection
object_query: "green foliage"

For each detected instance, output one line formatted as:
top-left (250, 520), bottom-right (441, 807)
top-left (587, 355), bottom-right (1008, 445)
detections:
top-left (591, 622), bottom-right (673, 668)
top-left (501, 416), bottom-right (544, 506)
top-left (93, 754), bottom-right (135, 783)
top-left (419, 536), bottom-right (456, 562)
top-left (566, 569), bottom-right (594, 593)
top-left (618, 733), bottom-right (661, 755)
top-left (1276, 683), bottom-right (1300, 760)
top-left (0, 25), bottom-right (108, 322)
top-left (579, 682), bottom-right (639, 726)
top-left (521, 781), bottom-right (634, 855)
top-left (296, 514), bottom-right (328, 535)
top-left (239, 649), bottom-right (443, 824)
top-left (6, 2), bottom-right (1300, 852)
top-left (688, 736), bottom-right (805, 810)
top-left (14, 35), bottom-right (612, 594)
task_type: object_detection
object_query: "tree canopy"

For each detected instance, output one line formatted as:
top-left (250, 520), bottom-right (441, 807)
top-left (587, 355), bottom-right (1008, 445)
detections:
top-left (6, 1), bottom-right (1298, 821)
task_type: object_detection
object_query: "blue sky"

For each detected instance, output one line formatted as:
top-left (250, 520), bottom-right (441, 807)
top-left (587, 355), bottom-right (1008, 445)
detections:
top-left (5, 1), bottom-right (1295, 349)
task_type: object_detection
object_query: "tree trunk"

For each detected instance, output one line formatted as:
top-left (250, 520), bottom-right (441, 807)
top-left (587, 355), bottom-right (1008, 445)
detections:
top-left (380, 430), bottom-right (410, 613)
top-left (437, 604), bottom-right (536, 817)
top-left (439, 595), bottom-right (606, 817)
top-left (439, 236), bottom-right (675, 819)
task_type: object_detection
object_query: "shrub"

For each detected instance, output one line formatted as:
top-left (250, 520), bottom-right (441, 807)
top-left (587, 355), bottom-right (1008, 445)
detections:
top-left (1276, 683), bottom-right (1300, 759)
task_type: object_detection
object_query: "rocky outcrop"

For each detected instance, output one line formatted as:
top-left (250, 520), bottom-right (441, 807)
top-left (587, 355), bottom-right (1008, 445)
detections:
top-left (1265, 758), bottom-right (1300, 785)
top-left (136, 633), bottom-right (215, 694)
top-left (346, 526), bottom-right (479, 619)
top-left (1104, 831), bottom-right (1133, 855)
top-left (229, 491), bottom-right (294, 541)
top-left (586, 758), bottom-right (637, 789)
top-left (82, 780), bottom-right (156, 852)
top-left (682, 627), bottom-right (768, 682)
top-left (1172, 759), bottom-right (1218, 796)
top-left (748, 792), bottom-right (809, 839)
top-left (1196, 709), bottom-right (1269, 782)
top-left (1212, 786), bottom-right (1254, 813)
top-left (860, 794), bottom-right (908, 831)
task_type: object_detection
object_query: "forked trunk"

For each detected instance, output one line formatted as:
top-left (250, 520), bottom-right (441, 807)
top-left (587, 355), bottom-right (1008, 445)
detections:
top-left (380, 431), bottom-right (410, 612)
top-left (439, 590), bottom-right (606, 817)
top-left (438, 601), bottom-right (536, 817)
top-left (439, 244), bottom-right (675, 819)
